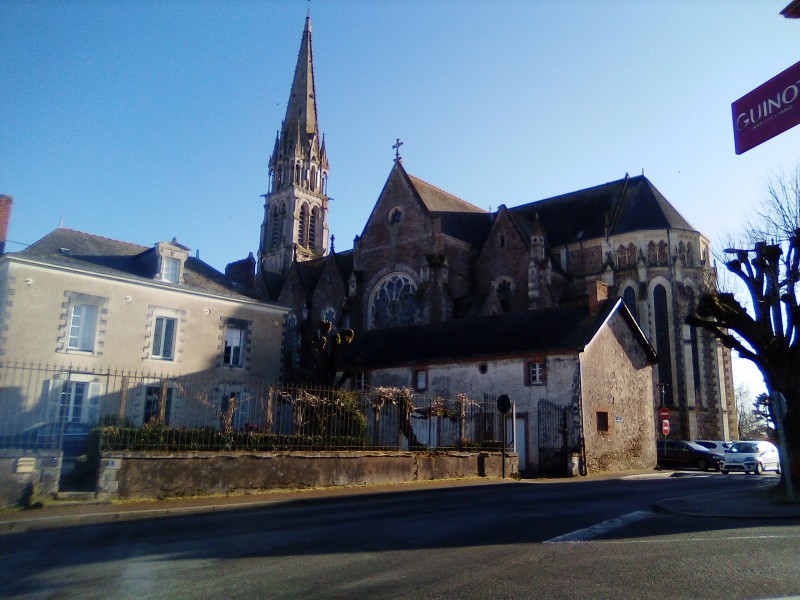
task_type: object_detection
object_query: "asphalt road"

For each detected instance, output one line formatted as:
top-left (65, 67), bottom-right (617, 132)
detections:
top-left (2, 472), bottom-right (799, 599)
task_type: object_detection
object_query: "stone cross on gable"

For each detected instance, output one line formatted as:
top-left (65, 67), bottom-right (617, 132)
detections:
top-left (392, 138), bottom-right (403, 162)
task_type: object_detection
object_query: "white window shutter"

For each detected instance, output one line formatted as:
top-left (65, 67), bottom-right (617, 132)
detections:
top-left (86, 382), bottom-right (101, 425)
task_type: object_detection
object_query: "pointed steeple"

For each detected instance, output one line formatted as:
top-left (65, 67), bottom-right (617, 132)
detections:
top-left (260, 15), bottom-right (331, 276)
top-left (279, 16), bottom-right (318, 158)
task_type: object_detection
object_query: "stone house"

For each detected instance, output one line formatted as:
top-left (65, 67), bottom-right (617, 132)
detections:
top-left (341, 288), bottom-right (657, 474)
top-left (0, 227), bottom-right (289, 433)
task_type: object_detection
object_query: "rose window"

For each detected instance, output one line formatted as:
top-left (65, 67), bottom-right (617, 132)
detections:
top-left (369, 273), bottom-right (418, 329)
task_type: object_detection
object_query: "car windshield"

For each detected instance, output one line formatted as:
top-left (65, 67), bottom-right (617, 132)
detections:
top-left (729, 442), bottom-right (759, 453)
top-left (686, 442), bottom-right (710, 452)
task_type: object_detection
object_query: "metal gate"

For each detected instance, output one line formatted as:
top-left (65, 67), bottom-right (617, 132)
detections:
top-left (538, 399), bottom-right (581, 475)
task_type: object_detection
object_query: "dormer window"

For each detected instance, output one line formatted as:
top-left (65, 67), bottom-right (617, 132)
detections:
top-left (155, 239), bottom-right (190, 285)
top-left (162, 257), bottom-right (180, 283)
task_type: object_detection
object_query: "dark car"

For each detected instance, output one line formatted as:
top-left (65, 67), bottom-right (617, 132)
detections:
top-left (657, 440), bottom-right (722, 471)
top-left (0, 422), bottom-right (93, 457)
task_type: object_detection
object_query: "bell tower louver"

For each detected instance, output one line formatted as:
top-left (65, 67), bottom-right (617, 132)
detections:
top-left (259, 15), bottom-right (330, 275)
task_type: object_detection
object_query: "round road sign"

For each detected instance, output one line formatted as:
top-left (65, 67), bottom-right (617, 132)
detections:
top-left (497, 394), bottom-right (511, 414)
top-left (661, 419), bottom-right (670, 435)
top-left (658, 407), bottom-right (670, 420)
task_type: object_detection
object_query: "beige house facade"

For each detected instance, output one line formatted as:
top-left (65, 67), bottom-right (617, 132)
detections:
top-left (0, 228), bottom-right (288, 433)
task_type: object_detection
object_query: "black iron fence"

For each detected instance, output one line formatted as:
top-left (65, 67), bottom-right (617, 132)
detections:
top-left (0, 361), bottom-right (512, 454)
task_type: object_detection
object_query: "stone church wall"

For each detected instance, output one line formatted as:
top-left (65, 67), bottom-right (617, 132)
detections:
top-left (475, 211), bottom-right (531, 312)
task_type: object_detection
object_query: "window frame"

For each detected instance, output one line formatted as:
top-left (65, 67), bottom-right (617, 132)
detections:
top-left (596, 411), bottom-right (610, 434)
top-left (526, 360), bottom-right (546, 386)
top-left (414, 369), bottom-right (428, 392)
top-left (67, 303), bottom-right (99, 352)
top-left (353, 372), bottom-right (367, 391)
top-left (161, 256), bottom-right (181, 283)
top-left (60, 381), bottom-right (88, 423)
top-left (152, 315), bottom-right (177, 360)
top-left (223, 324), bottom-right (246, 368)
top-left (144, 384), bottom-right (173, 424)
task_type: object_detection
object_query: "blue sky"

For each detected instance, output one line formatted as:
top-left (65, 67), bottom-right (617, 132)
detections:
top-left (2, 0), bottom-right (798, 397)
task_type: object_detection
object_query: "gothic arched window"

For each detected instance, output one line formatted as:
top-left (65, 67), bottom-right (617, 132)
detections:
top-left (310, 166), bottom-right (317, 192)
top-left (368, 273), bottom-right (418, 330)
top-left (294, 163), bottom-right (301, 185)
top-left (647, 241), bottom-right (657, 264)
top-left (270, 205), bottom-right (279, 249)
top-left (278, 204), bottom-right (287, 246)
top-left (658, 241), bottom-right (669, 264)
top-left (653, 284), bottom-right (674, 405)
top-left (310, 207), bottom-right (320, 250)
top-left (617, 245), bottom-right (628, 267)
top-left (497, 279), bottom-right (512, 312)
top-left (628, 243), bottom-right (637, 265)
top-left (686, 242), bottom-right (695, 266)
top-left (298, 204), bottom-right (308, 247)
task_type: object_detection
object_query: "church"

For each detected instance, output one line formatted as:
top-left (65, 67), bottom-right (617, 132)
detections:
top-left (232, 16), bottom-right (737, 472)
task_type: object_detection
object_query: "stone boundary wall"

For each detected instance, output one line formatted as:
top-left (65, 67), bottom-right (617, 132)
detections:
top-left (0, 451), bottom-right (62, 508)
top-left (97, 451), bottom-right (518, 500)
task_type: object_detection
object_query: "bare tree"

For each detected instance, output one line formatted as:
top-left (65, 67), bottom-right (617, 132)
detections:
top-left (688, 165), bottom-right (800, 491)
top-left (735, 384), bottom-right (769, 441)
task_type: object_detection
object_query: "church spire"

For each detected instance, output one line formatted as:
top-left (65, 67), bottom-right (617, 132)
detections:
top-left (260, 15), bottom-right (330, 276)
top-left (281, 15), bottom-right (318, 155)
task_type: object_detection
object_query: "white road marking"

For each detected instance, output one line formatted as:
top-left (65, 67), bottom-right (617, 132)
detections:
top-left (545, 510), bottom-right (653, 543)
top-left (580, 532), bottom-right (800, 545)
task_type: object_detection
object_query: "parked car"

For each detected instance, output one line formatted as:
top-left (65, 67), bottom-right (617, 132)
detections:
top-left (692, 440), bottom-right (732, 454)
top-left (657, 440), bottom-right (723, 471)
top-left (720, 440), bottom-right (781, 475)
top-left (0, 422), bottom-right (92, 458)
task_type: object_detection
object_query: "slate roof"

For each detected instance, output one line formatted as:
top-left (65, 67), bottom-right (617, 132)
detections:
top-left (406, 172), bottom-right (486, 214)
top-left (438, 212), bottom-right (493, 248)
top-left (341, 299), bottom-right (655, 369)
top-left (15, 228), bottom-right (261, 301)
top-left (290, 250), bottom-right (354, 297)
top-left (509, 175), bottom-right (696, 247)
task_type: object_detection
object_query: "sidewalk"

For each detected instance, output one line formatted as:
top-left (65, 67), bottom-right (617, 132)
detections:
top-left (656, 477), bottom-right (800, 519)
top-left (2, 472), bottom-right (799, 535)
top-left (0, 477), bottom-right (512, 534)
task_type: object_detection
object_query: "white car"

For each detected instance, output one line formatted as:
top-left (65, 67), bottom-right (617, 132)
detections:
top-left (720, 440), bottom-right (781, 475)
top-left (692, 440), bottom-right (732, 455)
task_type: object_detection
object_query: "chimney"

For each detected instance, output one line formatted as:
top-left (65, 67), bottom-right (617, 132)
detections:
top-left (0, 195), bottom-right (12, 254)
top-left (225, 253), bottom-right (256, 290)
top-left (588, 280), bottom-right (609, 316)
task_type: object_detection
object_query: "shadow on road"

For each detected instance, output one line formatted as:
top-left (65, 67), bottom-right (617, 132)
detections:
top-left (0, 474), bottom-right (797, 596)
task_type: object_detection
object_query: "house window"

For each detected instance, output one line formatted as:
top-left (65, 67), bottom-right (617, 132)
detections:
top-left (162, 257), bottom-right (180, 283)
top-left (67, 304), bottom-right (98, 352)
top-left (526, 361), bottom-right (545, 385)
top-left (152, 316), bottom-right (176, 360)
top-left (597, 411), bottom-right (610, 433)
top-left (414, 369), bottom-right (428, 391)
top-left (144, 385), bottom-right (173, 424)
top-left (223, 325), bottom-right (246, 367)
top-left (354, 372), bottom-right (367, 391)
top-left (60, 381), bottom-right (87, 423)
